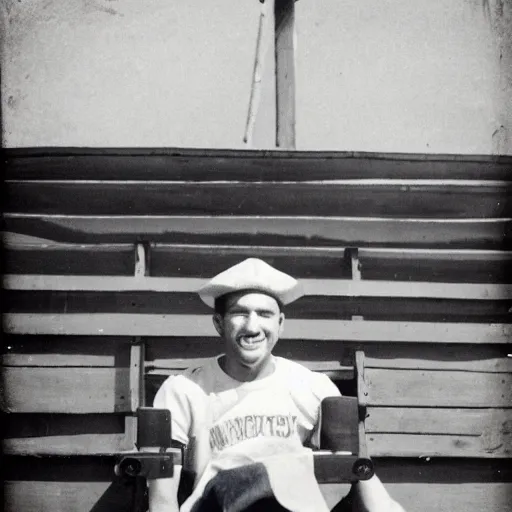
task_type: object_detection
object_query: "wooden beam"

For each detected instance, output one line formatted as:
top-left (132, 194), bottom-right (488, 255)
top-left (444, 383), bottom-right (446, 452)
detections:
top-left (368, 434), bottom-right (511, 458)
top-left (1, 367), bottom-right (131, 413)
top-left (6, 180), bottom-right (510, 218)
top-left (274, 0), bottom-right (296, 148)
top-left (366, 369), bottom-right (512, 407)
top-left (366, 407), bottom-right (512, 436)
top-left (4, 314), bottom-right (511, 343)
top-left (5, 148), bottom-right (512, 181)
top-left (5, 274), bottom-right (512, 299)
top-left (5, 214), bottom-right (510, 248)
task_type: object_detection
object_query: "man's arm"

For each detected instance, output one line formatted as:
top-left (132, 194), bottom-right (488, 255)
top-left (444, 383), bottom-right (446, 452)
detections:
top-left (148, 465), bottom-right (182, 512)
top-left (351, 475), bottom-right (405, 512)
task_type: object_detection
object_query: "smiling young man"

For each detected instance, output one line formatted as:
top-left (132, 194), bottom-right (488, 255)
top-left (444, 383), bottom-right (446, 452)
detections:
top-left (149, 258), bottom-right (405, 512)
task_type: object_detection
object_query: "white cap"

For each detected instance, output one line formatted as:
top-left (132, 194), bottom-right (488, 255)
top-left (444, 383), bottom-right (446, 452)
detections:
top-left (198, 258), bottom-right (304, 308)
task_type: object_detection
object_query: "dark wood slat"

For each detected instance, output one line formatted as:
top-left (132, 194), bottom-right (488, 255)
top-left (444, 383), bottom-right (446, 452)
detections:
top-left (3, 244), bottom-right (135, 275)
top-left (9, 275), bottom-right (510, 300)
top-left (366, 408), bottom-right (512, 436)
top-left (366, 369), bottom-right (512, 407)
top-left (359, 247), bottom-right (512, 283)
top-left (5, 148), bottom-right (512, 180)
top-left (2, 336), bottom-right (131, 367)
top-left (367, 433), bottom-right (511, 458)
top-left (145, 339), bottom-right (512, 373)
top-left (151, 244), bottom-right (345, 277)
top-left (361, 343), bottom-right (512, 373)
top-left (5, 289), bottom-right (512, 323)
top-left (5, 181), bottom-right (510, 218)
top-left (5, 215), bottom-right (510, 248)
top-left (5, 313), bottom-right (511, 343)
top-left (1, 368), bottom-right (131, 413)
top-left (3, 414), bottom-right (129, 455)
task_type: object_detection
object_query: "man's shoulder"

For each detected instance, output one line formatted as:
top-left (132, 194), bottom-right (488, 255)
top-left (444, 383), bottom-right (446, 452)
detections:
top-left (159, 357), bottom-right (219, 393)
top-left (275, 356), bottom-right (340, 397)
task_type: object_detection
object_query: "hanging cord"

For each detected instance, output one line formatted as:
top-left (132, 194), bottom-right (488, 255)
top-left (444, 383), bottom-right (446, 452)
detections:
top-left (243, 0), bottom-right (270, 146)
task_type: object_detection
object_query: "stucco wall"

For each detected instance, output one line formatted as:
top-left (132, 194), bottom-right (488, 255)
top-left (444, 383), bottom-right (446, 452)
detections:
top-left (1, 0), bottom-right (511, 153)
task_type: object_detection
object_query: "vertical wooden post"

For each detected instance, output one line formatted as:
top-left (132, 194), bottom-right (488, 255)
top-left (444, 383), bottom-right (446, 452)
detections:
top-left (274, 0), bottom-right (296, 148)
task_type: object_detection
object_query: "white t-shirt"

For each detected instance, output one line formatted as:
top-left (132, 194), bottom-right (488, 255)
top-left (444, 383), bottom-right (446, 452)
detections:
top-left (153, 355), bottom-right (341, 511)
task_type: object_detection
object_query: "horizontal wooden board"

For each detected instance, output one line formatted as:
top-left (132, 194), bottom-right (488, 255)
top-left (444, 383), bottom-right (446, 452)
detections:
top-left (4, 455), bottom-right (512, 512)
top-left (366, 407), bottom-right (512, 435)
top-left (359, 247), bottom-right (512, 283)
top-left (3, 243), bottom-right (135, 275)
top-left (151, 244), bottom-right (512, 282)
top-left (5, 148), bottom-right (512, 180)
top-left (6, 274), bottom-right (512, 300)
top-left (3, 413), bottom-right (129, 455)
top-left (362, 343), bottom-right (512, 372)
top-left (5, 314), bottom-right (511, 343)
top-left (366, 369), bottom-right (512, 407)
top-left (367, 433), bottom-right (511, 458)
top-left (1, 368), bottom-right (131, 413)
top-left (5, 214), bottom-right (511, 248)
top-left (145, 339), bottom-right (512, 373)
top-left (5, 481), bottom-right (512, 512)
top-left (5, 289), bottom-right (512, 323)
top-left (6, 180), bottom-right (510, 218)
top-left (2, 336), bottom-right (131, 367)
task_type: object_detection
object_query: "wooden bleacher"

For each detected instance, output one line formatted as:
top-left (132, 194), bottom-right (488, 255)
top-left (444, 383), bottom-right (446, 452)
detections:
top-left (2, 148), bottom-right (511, 511)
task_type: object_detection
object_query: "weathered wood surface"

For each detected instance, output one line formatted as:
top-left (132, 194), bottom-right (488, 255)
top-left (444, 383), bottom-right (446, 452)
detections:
top-left (2, 336), bottom-right (130, 367)
top-left (5, 148), bottom-right (512, 181)
top-left (366, 369), bottom-right (512, 407)
top-left (368, 434), bottom-right (511, 458)
top-left (3, 243), bottom-right (135, 275)
top-left (6, 240), bottom-right (510, 282)
top-left (5, 313), bottom-right (511, 343)
top-left (4, 457), bottom-right (512, 512)
top-left (6, 274), bottom-right (512, 299)
top-left (5, 214), bottom-right (510, 248)
top-left (5, 290), bottom-right (511, 324)
top-left (3, 414), bottom-right (129, 455)
top-left (6, 180), bottom-right (510, 218)
top-left (1, 367), bottom-right (131, 413)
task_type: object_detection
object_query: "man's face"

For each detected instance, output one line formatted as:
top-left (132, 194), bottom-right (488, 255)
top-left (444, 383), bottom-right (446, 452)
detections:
top-left (213, 291), bottom-right (284, 375)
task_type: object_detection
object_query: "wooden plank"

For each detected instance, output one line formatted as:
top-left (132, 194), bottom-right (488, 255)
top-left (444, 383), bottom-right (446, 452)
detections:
top-left (5, 314), bottom-right (511, 343)
top-left (5, 148), bottom-right (512, 181)
top-left (384, 483), bottom-right (512, 512)
top-left (5, 214), bottom-right (510, 248)
top-left (368, 433), bottom-right (511, 458)
top-left (3, 414), bottom-right (127, 455)
top-left (8, 429), bottom-right (129, 453)
top-left (2, 336), bottom-right (131, 367)
top-left (6, 290), bottom-right (512, 323)
top-left (1, 367), bottom-right (131, 413)
top-left (5, 481), bottom-right (512, 512)
top-left (3, 244), bottom-right (135, 275)
top-left (146, 338), bottom-right (512, 373)
top-left (366, 408), bottom-right (512, 436)
top-left (366, 369), bottom-right (512, 407)
top-left (275, 0), bottom-right (296, 148)
top-left (362, 344), bottom-right (512, 373)
top-left (5, 180), bottom-right (510, 218)
top-left (6, 274), bottom-right (512, 300)
top-left (150, 244), bottom-right (512, 281)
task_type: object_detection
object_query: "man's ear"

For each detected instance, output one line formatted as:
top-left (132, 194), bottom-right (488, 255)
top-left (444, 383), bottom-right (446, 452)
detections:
top-left (212, 314), bottom-right (224, 336)
top-left (278, 312), bottom-right (285, 336)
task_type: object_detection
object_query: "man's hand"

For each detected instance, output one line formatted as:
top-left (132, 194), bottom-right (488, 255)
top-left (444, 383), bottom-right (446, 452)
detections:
top-left (148, 465), bottom-right (182, 512)
top-left (351, 474), bottom-right (406, 512)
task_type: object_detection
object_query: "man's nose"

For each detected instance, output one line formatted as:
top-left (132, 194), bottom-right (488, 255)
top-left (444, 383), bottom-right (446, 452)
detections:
top-left (244, 312), bottom-right (260, 333)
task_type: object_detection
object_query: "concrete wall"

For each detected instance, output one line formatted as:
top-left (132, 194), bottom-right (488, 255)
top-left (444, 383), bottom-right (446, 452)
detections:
top-left (1, 0), bottom-right (511, 153)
